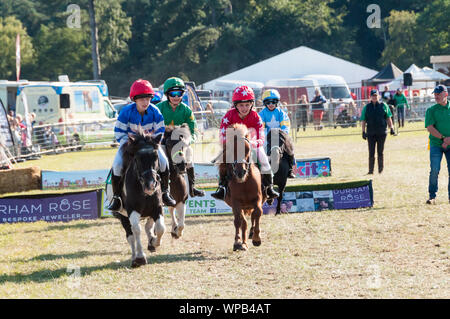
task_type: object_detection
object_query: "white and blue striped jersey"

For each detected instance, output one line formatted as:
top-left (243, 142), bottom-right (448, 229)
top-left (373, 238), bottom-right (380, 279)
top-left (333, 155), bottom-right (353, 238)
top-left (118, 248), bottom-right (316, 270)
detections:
top-left (114, 103), bottom-right (165, 145)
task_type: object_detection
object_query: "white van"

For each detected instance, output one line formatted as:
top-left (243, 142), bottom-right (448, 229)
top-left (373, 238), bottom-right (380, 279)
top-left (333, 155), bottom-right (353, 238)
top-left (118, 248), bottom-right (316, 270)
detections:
top-left (201, 79), bottom-right (265, 103)
top-left (15, 81), bottom-right (116, 125)
top-left (0, 80), bottom-right (31, 113)
top-left (264, 74), bottom-right (352, 106)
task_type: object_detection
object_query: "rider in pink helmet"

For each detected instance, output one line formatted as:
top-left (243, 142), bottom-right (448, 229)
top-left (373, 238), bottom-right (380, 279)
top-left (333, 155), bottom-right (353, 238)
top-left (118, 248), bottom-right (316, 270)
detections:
top-left (211, 85), bottom-right (280, 201)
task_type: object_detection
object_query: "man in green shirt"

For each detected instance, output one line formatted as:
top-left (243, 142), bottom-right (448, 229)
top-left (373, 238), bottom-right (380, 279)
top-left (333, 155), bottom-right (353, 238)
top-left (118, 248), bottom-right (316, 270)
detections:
top-left (157, 77), bottom-right (205, 197)
top-left (360, 89), bottom-right (395, 174)
top-left (393, 88), bottom-right (410, 128)
top-left (424, 85), bottom-right (450, 204)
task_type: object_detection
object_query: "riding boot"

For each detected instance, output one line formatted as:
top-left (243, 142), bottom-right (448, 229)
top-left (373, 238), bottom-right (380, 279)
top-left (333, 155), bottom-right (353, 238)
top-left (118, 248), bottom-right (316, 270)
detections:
top-left (107, 174), bottom-right (123, 211)
top-left (378, 155), bottom-right (384, 173)
top-left (367, 157), bottom-right (375, 175)
top-left (160, 170), bottom-right (176, 207)
top-left (287, 154), bottom-right (297, 178)
top-left (187, 167), bottom-right (205, 197)
top-left (211, 174), bottom-right (227, 200)
top-left (262, 173), bottom-right (280, 200)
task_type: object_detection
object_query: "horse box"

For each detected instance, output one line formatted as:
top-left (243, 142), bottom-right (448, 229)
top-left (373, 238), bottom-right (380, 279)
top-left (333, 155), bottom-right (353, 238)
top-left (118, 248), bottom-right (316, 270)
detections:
top-left (13, 80), bottom-right (116, 125)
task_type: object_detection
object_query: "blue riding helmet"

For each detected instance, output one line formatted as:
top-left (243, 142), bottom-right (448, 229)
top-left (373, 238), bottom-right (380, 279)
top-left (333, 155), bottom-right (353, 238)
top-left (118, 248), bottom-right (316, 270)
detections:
top-left (262, 89), bottom-right (281, 102)
top-left (151, 91), bottom-right (162, 104)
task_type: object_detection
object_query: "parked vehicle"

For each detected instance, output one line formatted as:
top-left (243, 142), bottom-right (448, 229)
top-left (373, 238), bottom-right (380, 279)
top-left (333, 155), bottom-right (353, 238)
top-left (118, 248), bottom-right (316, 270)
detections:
top-left (201, 100), bottom-right (231, 124)
top-left (201, 79), bottom-right (264, 103)
top-left (15, 81), bottom-right (116, 125)
top-left (264, 74), bottom-right (353, 106)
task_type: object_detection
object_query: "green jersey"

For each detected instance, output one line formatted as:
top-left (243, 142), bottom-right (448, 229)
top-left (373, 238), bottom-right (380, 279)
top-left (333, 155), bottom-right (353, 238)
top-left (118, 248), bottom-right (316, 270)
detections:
top-left (425, 101), bottom-right (450, 148)
top-left (393, 93), bottom-right (409, 109)
top-left (156, 100), bottom-right (197, 141)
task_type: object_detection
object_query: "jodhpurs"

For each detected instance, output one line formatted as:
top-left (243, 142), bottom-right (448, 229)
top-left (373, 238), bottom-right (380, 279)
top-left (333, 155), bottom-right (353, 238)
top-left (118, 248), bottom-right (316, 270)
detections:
top-left (112, 142), bottom-right (169, 176)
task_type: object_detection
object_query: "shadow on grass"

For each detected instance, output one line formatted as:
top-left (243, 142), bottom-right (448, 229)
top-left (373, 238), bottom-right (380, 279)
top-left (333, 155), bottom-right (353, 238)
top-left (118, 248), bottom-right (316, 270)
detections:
top-left (22, 220), bottom-right (117, 234)
top-left (0, 252), bottom-right (225, 284)
top-left (12, 250), bottom-right (123, 263)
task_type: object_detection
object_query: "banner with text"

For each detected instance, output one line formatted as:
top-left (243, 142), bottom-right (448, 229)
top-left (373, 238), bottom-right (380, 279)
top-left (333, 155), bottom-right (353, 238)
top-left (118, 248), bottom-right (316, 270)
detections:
top-left (0, 190), bottom-right (99, 224)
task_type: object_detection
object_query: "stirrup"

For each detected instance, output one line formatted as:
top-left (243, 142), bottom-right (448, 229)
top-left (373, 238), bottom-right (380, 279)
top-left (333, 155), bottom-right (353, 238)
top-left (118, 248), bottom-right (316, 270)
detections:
top-left (211, 186), bottom-right (226, 200)
top-left (108, 195), bottom-right (122, 211)
top-left (162, 191), bottom-right (176, 207)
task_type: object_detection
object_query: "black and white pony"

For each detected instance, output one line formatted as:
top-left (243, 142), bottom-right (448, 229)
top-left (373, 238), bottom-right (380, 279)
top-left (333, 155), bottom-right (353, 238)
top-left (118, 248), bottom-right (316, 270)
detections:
top-left (111, 131), bottom-right (166, 268)
top-left (266, 128), bottom-right (295, 215)
top-left (163, 124), bottom-right (192, 239)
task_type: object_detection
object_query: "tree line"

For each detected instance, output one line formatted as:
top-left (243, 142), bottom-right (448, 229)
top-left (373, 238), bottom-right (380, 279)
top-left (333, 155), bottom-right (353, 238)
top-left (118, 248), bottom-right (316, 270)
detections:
top-left (0, 0), bottom-right (448, 96)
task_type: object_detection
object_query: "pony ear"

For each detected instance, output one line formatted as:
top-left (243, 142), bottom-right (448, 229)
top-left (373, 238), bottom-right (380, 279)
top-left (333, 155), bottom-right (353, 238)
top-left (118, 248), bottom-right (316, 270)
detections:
top-left (153, 133), bottom-right (163, 145)
top-left (128, 133), bottom-right (135, 142)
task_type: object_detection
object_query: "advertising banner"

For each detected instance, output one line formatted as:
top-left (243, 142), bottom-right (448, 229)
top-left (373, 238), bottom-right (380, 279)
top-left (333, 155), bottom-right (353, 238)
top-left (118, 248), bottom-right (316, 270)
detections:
top-left (0, 191), bottom-right (99, 224)
top-left (101, 189), bottom-right (232, 217)
top-left (294, 157), bottom-right (331, 178)
top-left (42, 169), bottom-right (109, 190)
top-left (263, 181), bottom-right (373, 215)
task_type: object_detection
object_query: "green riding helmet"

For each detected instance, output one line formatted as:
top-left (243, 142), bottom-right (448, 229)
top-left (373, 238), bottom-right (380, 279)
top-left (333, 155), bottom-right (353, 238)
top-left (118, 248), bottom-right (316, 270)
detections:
top-left (163, 77), bottom-right (185, 93)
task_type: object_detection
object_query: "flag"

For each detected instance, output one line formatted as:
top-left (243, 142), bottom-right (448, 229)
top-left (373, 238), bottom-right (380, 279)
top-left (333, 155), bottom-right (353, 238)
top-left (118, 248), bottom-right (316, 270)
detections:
top-left (16, 34), bottom-right (20, 81)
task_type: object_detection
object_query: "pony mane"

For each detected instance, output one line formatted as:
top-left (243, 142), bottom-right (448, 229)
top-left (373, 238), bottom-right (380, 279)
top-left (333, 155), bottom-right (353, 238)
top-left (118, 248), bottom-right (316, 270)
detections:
top-left (230, 123), bottom-right (249, 139)
top-left (267, 128), bottom-right (294, 156)
top-left (122, 131), bottom-right (158, 172)
top-left (164, 123), bottom-right (192, 145)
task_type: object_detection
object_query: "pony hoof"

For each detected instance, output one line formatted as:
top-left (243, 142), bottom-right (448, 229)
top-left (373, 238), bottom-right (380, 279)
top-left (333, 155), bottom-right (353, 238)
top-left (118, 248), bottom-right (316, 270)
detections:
top-left (131, 257), bottom-right (147, 268)
top-left (267, 199), bottom-right (274, 205)
top-left (148, 244), bottom-right (156, 253)
top-left (233, 243), bottom-right (242, 251)
top-left (233, 243), bottom-right (248, 251)
top-left (252, 240), bottom-right (261, 247)
top-left (171, 232), bottom-right (179, 239)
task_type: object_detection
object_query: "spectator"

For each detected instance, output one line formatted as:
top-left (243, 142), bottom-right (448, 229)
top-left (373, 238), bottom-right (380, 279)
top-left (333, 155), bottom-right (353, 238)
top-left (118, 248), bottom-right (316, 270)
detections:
top-left (381, 86), bottom-right (396, 124)
top-left (310, 89), bottom-right (327, 130)
top-left (393, 88), bottom-right (409, 128)
top-left (424, 85), bottom-right (450, 205)
top-left (296, 94), bottom-right (309, 132)
top-left (360, 89), bottom-right (395, 174)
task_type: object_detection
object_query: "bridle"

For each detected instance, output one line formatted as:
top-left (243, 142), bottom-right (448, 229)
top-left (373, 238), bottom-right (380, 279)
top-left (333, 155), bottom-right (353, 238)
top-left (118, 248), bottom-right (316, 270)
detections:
top-left (132, 149), bottom-right (160, 194)
top-left (230, 137), bottom-right (251, 181)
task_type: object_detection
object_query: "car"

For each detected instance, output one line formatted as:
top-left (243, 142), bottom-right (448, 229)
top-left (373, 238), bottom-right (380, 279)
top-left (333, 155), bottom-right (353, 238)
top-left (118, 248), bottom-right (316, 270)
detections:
top-left (201, 100), bottom-right (232, 123)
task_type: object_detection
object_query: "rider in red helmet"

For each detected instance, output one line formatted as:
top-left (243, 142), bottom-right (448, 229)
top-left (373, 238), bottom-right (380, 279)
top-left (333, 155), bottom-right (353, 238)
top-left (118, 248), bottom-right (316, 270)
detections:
top-left (108, 79), bottom-right (176, 211)
top-left (211, 85), bottom-right (280, 201)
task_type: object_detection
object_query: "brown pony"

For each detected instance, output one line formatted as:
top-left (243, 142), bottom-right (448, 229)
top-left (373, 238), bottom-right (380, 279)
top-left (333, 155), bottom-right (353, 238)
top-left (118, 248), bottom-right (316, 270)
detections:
top-left (218, 123), bottom-right (266, 251)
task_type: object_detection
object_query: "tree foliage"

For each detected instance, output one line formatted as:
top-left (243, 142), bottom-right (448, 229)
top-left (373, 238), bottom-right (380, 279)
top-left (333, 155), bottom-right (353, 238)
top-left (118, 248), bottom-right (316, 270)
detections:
top-left (0, 0), bottom-right (447, 94)
top-left (0, 16), bottom-right (34, 78)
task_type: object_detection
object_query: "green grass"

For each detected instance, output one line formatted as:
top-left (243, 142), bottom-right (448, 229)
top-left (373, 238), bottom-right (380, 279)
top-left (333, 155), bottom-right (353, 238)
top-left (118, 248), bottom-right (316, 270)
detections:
top-left (0, 122), bottom-right (449, 298)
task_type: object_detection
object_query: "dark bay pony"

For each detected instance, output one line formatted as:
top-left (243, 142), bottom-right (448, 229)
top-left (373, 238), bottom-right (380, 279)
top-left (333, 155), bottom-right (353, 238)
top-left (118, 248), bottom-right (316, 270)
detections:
top-left (163, 124), bottom-right (191, 239)
top-left (266, 128), bottom-right (295, 215)
top-left (113, 131), bottom-right (166, 268)
top-left (218, 123), bottom-right (266, 251)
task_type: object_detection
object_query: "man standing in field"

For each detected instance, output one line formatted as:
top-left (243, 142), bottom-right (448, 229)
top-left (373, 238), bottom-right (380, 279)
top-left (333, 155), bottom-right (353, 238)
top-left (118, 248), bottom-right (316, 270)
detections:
top-left (424, 85), bottom-right (450, 205)
top-left (360, 89), bottom-right (395, 174)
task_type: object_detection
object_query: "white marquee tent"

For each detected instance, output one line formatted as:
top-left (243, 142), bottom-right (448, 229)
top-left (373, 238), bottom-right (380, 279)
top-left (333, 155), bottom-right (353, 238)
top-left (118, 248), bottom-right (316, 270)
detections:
top-left (201, 46), bottom-right (378, 89)
top-left (382, 64), bottom-right (450, 90)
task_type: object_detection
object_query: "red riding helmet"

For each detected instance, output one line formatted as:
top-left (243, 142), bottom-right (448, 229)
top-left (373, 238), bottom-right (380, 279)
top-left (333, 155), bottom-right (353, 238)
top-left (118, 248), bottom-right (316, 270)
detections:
top-left (232, 85), bottom-right (255, 104)
top-left (130, 79), bottom-right (155, 100)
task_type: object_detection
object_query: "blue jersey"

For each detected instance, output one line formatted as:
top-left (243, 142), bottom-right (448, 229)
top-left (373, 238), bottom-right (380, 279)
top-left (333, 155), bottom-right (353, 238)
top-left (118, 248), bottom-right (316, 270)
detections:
top-left (114, 102), bottom-right (165, 145)
top-left (259, 107), bottom-right (290, 136)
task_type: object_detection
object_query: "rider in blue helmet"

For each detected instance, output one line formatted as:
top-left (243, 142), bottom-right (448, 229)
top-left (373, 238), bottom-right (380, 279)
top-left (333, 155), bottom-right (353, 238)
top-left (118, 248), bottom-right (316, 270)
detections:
top-left (259, 89), bottom-right (296, 178)
top-left (151, 91), bottom-right (162, 104)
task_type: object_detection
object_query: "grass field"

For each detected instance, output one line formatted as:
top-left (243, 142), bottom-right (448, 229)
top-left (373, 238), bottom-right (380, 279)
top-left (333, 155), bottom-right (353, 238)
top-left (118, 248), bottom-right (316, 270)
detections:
top-left (0, 122), bottom-right (449, 298)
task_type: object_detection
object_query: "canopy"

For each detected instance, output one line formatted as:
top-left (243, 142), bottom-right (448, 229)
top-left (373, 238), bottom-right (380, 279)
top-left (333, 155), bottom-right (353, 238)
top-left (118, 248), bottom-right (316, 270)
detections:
top-left (201, 46), bottom-right (378, 89)
top-left (382, 64), bottom-right (450, 90)
top-left (362, 62), bottom-right (403, 86)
